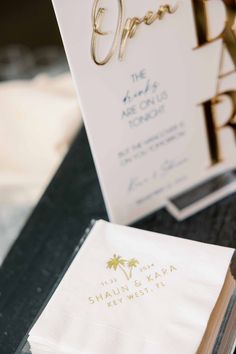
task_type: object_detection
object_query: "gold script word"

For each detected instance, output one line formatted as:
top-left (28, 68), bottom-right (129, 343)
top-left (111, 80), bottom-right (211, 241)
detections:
top-left (91, 0), bottom-right (178, 65)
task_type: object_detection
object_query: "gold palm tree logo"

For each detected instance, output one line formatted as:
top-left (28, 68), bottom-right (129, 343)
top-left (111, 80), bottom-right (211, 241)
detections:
top-left (106, 254), bottom-right (139, 280)
top-left (127, 258), bottom-right (139, 279)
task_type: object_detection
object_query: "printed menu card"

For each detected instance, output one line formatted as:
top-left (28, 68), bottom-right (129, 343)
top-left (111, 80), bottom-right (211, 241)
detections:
top-left (27, 220), bottom-right (236, 354)
top-left (52, 0), bottom-right (236, 224)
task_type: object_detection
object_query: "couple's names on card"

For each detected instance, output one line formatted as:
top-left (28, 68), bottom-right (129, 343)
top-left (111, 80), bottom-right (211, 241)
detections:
top-left (88, 261), bottom-right (178, 309)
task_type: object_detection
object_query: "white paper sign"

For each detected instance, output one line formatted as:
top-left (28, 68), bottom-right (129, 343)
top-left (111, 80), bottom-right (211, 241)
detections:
top-left (52, 0), bottom-right (236, 224)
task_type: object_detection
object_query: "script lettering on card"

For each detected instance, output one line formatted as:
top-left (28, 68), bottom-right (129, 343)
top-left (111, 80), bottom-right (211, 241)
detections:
top-left (52, 0), bottom-right (236, 223)
top-left (91, 0), bottom-right (178, 65)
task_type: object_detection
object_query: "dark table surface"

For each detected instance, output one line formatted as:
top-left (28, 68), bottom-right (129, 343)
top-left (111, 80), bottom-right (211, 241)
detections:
top-left (0, 127), bottom-right (236, 354)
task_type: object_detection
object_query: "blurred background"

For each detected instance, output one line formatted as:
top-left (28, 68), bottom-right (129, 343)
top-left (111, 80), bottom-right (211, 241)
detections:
top-left (0, 1), bottom-right (82, 265)
top-left (1, 2), bottom-right (61, 48)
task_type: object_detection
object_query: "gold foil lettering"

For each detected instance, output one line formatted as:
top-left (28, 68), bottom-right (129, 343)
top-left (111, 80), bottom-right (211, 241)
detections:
top-left (91, 1), bottom-right (178, 65)
top-left (192, 0), bottom-right (236, 165)
top-left (202, 92), bottom-right (236, 163)
top-left (91, 0), bottom-right (123, 65)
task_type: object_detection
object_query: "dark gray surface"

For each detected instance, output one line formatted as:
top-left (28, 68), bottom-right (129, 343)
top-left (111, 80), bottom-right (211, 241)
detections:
top-left (0, 127), bottom-right (235, 354)
top-left (170, 171), bottom-right (236, 210)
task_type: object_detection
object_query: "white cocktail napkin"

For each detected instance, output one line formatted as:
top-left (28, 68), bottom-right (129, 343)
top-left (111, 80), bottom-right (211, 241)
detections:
top-left (29, 220), bottom-right (234, 354)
